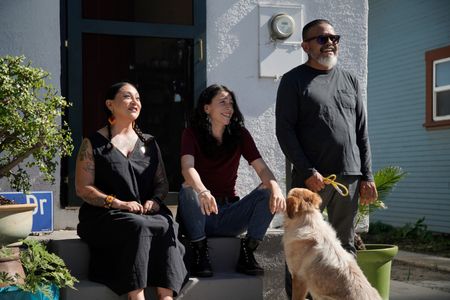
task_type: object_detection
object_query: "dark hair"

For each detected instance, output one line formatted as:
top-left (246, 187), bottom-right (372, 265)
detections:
top-left (104, 81), bottom-right (150, 144)
top-left (302, 19), bottom-right (333, 40)
top-left (191, 84), bottom-right (244, 158)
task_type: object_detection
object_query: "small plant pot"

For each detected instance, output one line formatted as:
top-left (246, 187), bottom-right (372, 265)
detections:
top-left (0, 204), bottom-right (37, 246)
top-left (0, 284), bottom-right (59, 300)
top-left (0, 247), bottom-right (26, 287)
top-left (356, 244), bottom-right (398, 300)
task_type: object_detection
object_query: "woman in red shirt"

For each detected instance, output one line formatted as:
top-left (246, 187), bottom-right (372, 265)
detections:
top-left (177, 84), bottom-right (285, 277)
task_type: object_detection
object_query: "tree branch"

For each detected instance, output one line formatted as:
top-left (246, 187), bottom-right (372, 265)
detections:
top-left (0, 142), bottom-right (43, 178)
top-left (0, 134), bottom-right (18, 153)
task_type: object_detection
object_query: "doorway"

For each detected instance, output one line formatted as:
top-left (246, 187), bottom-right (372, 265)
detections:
top-left (63, 0), bottom-right (206, 206)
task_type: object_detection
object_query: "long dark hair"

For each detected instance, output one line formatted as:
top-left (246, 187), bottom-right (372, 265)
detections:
top-left (104, 81), bottom-right (151, 144)
top-left (191, 84), bottom-right (244, 158)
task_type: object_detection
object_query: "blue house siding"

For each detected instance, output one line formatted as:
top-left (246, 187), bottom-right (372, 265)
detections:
top-left (368, 0), bottom-right (450, 233)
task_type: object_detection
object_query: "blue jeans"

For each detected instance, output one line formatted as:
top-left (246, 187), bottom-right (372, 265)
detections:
top-left (177, 186), bottom-right (274, 242)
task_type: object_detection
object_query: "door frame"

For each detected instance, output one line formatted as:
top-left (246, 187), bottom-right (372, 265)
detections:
top-left (63, 0), bottom-right (206, 207)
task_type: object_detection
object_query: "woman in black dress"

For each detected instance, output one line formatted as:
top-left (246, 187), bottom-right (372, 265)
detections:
top-left (75, 82), bottom-right (187, 300)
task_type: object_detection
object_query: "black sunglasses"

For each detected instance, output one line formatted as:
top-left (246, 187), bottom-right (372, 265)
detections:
top-left (304, 35), bottom-right (341, 45)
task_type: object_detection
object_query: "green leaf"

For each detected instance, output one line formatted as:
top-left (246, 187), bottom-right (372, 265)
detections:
top-left (14, 239), bottom-right (78, 299)
top-left (0, 55), bottom-right (73, 192)
top-left (357, 166), bottom-right (407, 222)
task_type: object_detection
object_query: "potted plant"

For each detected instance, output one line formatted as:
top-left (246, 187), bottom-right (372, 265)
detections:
top-left (0, 55), bottom-right (73, 192)
top-left (0, 239), bottom-right (78, 300)
top-left (355, 166), bottom-right (407, 300)
top-left (0, 196), bottom-right (37, 247)
top-left (0, 54), bottom-right (72, 243)
top-left (0, 55), bottom-right (74, 299)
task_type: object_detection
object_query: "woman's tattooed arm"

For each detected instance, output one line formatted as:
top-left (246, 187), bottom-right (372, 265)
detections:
top-left (75, 138), bottom-right (106, 207)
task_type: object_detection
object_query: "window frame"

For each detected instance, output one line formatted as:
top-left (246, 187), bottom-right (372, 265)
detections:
top-left (424, 45), bottom-right (450, 128)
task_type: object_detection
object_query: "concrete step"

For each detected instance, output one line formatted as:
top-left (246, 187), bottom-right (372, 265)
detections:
top-left (48, 237), bottom-right (243, 278)
top-left (48, 236), bottom-right (263, 300)
top-left (62, 274), bottom-right (262, 300)
top-left (177, 273), bottom-right (262, 300)
top-left (182, 236), bottom-right (241, 273)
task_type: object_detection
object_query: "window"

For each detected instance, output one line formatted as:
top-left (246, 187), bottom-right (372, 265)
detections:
top-left (424, 45), bottom-right (450, 128)
top-left (82, 0), bottom-right (193, 25)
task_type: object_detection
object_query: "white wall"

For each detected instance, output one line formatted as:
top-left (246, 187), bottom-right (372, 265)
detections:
top-left (206, 0), bottom-right (369, 220)
top-left (0, 0), bottom-right (79, 229)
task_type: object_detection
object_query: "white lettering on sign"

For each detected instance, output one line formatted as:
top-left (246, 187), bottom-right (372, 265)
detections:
top-left (26, 194), bottom-right (47, 215)
top-left (39, 198), bottom-right (47, 215)
top-left (26, 194), bottom-right (38, 215)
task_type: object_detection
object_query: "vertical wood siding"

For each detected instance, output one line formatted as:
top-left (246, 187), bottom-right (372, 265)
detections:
top-left (368, 0), bottom-right (450, 233)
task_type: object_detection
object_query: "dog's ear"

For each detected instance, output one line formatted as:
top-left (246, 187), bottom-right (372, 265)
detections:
top-left (286, 196), bottom-right (299, 219)
top-left (310, 192), bottom-right (322, 209)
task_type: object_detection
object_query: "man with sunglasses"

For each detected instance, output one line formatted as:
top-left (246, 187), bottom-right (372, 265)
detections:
top-left (275, 19), bottom-right (378, 299)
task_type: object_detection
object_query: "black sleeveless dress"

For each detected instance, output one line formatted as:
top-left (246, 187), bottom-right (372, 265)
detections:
top-left (77, 132), bottom-right (187, 295)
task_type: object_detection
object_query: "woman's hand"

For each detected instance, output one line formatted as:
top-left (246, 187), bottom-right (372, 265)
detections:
top-left (114, 199), bottom-right (144, 214)
top-left (270, 185), bottom-right (286, 214)
top-left (143, 200), bottom-right (160, 214)
top-left (198, 191), bottom-right (218, 216)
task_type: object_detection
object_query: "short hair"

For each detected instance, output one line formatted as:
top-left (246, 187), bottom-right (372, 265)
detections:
top-left (302, 19), bottom-right (333, 40)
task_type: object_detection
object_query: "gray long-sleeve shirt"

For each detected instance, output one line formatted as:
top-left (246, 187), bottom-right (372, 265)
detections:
top-left (275, 64), bottom-right (373, 187)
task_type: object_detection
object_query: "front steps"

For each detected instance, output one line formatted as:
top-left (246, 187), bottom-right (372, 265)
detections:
top-left (48, 236), bottom-right (264, 300)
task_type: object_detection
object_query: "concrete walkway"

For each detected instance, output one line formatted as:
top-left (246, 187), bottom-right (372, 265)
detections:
top-left (390, 251), bottom-right (450, 300)
top-left (391, 280), bottom-right (450, 300)
top-left (396, 250), bottom-right (450, 273)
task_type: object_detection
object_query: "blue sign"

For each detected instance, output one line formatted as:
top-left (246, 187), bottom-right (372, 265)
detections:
top-left (0, 191), bottom-right (54, 232)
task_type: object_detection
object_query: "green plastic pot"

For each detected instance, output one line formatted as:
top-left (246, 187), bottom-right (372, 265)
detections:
top-left (357, 244), bottom-right (398, 300)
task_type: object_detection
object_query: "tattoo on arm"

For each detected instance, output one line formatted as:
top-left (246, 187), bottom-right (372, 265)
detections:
top-left (78, 139), bottom-right (95, 175)
top-left (80, 189), bottom-right (106, 207)
top-left (77, 139), bottom-right (91, 161)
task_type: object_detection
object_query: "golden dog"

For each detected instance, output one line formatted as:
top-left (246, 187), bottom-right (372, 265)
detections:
top-left (283, 188), bottom-right (381, 300)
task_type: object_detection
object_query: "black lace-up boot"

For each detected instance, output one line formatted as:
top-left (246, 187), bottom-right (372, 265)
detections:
top-left (236, 237), bottom-right (264, 275)
top-left (190, 239), bottom-right (213, 277)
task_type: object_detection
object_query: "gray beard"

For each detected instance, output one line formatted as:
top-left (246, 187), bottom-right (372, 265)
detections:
top-left (317, 55), bottom-right (337, 68)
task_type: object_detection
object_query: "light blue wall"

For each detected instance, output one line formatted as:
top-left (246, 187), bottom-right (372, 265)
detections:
top-left (368, 0), bottom-right (450, 233)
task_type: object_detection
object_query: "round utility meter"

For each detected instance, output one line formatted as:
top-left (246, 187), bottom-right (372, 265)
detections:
top-left (270, 13), bottom-right (295, 40)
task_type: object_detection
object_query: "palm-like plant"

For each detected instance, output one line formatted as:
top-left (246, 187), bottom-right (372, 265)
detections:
top-left (355, 166), bottom-right (407, 250)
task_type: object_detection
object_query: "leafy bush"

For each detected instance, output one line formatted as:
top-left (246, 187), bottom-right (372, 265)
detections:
top-left (0, 239), bottom-right (78, 299)
top-left (355, 166), bottom-right (407, 250)
top-left (363, 219), bottom-right (450, 257)
top-left (357, 166), bottom-right (407, 225)
top-left (0, 55), bottom-right (73, 192)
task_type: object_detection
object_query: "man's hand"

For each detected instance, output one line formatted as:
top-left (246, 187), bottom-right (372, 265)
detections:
top-left (359, 181), bottom-right (378, 205)
top-left (305, 171), bottom-right (325, 192)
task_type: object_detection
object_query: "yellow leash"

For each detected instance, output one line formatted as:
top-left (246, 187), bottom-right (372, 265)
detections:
top-left (323, 174), bottom-right (349, 197)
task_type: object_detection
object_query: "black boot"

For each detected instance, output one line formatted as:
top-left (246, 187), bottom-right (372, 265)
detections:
top-left (190, 239), bottom-right (213, 277)
top-left (236, 237), bottom-right (264, 275)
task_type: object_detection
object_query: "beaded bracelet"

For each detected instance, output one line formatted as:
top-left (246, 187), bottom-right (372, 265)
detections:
top-left (104, 195), bottom-right (115, 208)
top-left (197, 189), bottom-right (211, 198)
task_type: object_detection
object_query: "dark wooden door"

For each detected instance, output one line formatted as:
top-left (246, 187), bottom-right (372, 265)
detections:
top-left (63, 0), bottom-right (206, 206)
